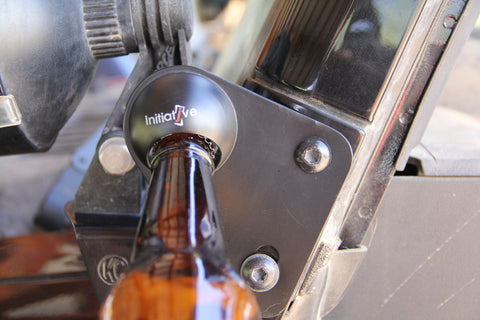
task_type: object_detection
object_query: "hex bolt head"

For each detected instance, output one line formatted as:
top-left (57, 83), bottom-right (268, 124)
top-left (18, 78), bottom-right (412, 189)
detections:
top-left (295, 137), bottom-right (331, 173)
top-left (241, 253), bottom-right (280, 292)
top-left (98, 136), bottom-right (135, 175)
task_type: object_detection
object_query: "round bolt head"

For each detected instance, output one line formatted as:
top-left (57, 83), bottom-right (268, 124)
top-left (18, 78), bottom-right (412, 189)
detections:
top-left (99, 137), bottom-right (136, 175)
top-left (443, 15), bottom-right (457, 29)
top-left (241, 253), bottom-right (280, 292)
top-left (295, 137), bottom-right (331, 173)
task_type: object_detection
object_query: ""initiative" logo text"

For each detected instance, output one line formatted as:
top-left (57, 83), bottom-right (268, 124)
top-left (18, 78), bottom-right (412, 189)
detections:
top-left (144, 104), bottom-right (198, 127)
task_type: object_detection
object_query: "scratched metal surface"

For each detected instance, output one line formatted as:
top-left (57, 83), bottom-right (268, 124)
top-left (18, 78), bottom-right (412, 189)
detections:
top-left (325, 176), bottom-right (480, 319)
top-left (325, 31), bottom-right (480, 319)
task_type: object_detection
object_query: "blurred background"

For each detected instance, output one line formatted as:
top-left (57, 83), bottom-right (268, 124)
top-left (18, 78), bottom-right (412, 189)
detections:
top-left (0, 1), bottom-right (479, 238)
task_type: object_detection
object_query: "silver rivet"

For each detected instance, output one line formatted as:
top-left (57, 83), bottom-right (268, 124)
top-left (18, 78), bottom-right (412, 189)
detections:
top-left (443, 15), bottom-right (457, 29)
top-left (295, 137), bottom-right (330, 173)
top-left (97, 254), bottom-right (128, 285)
top-left (241, 253), bottom-right (280, 292)
top-left (399, 112), bottom-right (412, 125)
top-left (98, 137), bottom-right (135, 175)
top-left (358, 206), bottom-right (373, 219)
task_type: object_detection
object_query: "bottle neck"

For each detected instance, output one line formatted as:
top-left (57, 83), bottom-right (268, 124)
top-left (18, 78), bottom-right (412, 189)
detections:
top-left (135, 138), bottom-right (225, 261)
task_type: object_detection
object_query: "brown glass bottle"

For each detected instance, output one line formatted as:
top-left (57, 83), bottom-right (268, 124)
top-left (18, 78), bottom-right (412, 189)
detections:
top-left (100, 136), bottom-right (259, 320)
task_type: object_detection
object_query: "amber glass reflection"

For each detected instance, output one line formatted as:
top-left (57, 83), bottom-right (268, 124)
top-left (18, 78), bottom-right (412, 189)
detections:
top-left (101, 254), bottom-right (259, 320)
top-left (100, 138), bottom-right (259, 320)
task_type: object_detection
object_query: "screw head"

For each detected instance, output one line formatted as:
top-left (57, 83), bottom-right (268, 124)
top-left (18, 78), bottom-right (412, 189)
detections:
top-left (295, 137), bottom-right (330, 173)
top-left (98, 136), bottom-right (135, 175)
top-left (241, 253), bottom-right (280, 292)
